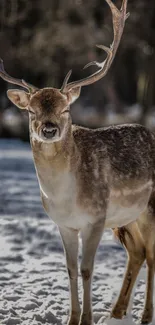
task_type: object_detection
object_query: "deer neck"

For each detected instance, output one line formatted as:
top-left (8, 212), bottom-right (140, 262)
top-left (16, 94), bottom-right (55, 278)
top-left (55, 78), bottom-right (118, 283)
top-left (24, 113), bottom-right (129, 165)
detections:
top-left (30, 127), bottom-right (79, 196)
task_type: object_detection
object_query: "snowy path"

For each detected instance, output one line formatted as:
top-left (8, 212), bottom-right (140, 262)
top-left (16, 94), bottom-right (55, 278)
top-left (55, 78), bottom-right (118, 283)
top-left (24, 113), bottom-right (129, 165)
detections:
top-left (0, 139), bottom-right (154, 325)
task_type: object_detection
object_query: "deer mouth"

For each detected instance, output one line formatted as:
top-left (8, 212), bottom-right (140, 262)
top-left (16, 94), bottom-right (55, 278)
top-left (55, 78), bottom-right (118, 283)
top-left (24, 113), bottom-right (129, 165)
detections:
top-left (42, 127), bottom-right (58, 139)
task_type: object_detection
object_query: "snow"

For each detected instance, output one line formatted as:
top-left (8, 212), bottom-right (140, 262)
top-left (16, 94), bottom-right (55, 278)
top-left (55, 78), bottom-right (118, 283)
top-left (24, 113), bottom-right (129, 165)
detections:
top-left (0, 139), bottom-right (154, 325)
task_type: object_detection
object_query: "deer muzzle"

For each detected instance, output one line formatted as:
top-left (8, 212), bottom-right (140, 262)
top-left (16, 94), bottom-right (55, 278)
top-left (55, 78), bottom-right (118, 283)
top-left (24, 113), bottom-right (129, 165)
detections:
top-left (41, 122), bottom-right (59, 139)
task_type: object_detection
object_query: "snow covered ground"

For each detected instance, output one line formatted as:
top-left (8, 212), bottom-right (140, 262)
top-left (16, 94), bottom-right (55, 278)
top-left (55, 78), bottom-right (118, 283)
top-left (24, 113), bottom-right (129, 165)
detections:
top-left (0, 139), bottom-right (154, 325)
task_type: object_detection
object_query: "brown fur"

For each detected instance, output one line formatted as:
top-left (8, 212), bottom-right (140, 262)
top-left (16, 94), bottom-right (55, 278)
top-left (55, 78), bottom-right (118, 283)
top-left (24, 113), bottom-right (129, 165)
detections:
top-left (112, 214), bottom-right (155, 324)
top-left (30, 88), bottom-right (68, 114)
top-left (113, 226), bottom-right (134, 247)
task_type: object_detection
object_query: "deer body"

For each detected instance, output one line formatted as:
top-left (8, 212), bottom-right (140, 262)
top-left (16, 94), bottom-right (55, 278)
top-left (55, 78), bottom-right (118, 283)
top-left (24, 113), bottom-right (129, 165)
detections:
top-left (30, 121), bottom-right (155, 325)
top-left (32, 124), bottom-right (154, 230)
top-left (1, 0), bottom-right (155, 324)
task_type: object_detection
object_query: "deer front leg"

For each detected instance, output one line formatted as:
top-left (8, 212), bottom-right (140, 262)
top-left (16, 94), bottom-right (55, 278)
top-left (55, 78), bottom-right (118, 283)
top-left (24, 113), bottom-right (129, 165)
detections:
top-left (59, 227), bottom-right (80, 325)
top-left (80, 220), bottom-right (105, 325)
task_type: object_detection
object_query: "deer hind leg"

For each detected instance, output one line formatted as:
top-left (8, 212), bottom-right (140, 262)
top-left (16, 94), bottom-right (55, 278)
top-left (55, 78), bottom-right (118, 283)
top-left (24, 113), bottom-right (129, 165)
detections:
top-left (59, 227), bottom-right (80, 325)
top-left (80, 220), bottom-right (105, 325)
top-left (111, 223), bottom-right (145, 319)
top-left (141, 247), bottom-right (154, 325)
top-left (137, 203), bottom-right (155, 324)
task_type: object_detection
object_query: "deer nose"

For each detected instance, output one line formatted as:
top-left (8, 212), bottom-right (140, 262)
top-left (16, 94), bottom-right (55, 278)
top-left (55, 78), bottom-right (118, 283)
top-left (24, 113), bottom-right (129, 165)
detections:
top-left (42, 122), bottom-right (58, 139)
top-left (44, 122), bottom-right (55, 129)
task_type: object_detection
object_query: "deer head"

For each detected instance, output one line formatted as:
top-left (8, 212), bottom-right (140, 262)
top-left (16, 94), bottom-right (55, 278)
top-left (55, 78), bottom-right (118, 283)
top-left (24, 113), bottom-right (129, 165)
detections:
top-left (7, 86), bottom-right (81, 143)
top-left (0, 0), bottom-right (129, 143)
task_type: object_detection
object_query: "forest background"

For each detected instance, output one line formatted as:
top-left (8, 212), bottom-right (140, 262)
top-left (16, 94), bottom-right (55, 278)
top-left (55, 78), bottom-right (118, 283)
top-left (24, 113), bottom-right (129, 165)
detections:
top-left (0, 0), bottom-right (155, 139)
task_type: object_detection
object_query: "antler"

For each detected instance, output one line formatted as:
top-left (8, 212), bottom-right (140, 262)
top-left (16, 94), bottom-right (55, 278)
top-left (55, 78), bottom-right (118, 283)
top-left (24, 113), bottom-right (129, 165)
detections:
top-left (0, 59), bottom-right (38, 94)
top-left (61, 0), bottom-right (129, 93)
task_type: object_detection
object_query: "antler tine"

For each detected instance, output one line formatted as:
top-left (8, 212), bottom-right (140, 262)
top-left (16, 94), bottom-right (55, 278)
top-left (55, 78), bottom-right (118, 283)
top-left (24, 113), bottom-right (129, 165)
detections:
top-left (0, 59), bottom-right (38, 94)
top-left (61, 0), bottom-right (128, 93)
top-left (61, 70), bottom-right (72, 92)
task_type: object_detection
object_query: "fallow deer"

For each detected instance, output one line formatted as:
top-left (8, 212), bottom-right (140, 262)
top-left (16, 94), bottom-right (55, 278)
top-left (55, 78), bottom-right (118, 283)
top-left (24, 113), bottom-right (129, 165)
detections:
top-left (0, 0), bottom-right (154, 324)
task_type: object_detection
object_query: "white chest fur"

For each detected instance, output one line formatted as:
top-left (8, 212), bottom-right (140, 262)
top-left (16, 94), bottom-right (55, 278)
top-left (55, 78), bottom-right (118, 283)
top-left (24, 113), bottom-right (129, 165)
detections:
top-left (39, 170), bottom-right (99, 229)
top-left (40, 172), bottom-right (81, 227)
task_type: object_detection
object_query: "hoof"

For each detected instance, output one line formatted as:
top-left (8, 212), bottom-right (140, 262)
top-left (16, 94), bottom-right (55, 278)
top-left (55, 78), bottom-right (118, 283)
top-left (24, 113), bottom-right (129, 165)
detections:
top-left (79, 312), bottom-right (93, 325)
top-left (68, 318), bottom-right (79, 325)
top-left (141, 319), bottom-right (152, 325)
top-left (111, 307), bottom-right (126, 319)
top-left (141, 307), bottom-right (153, 324)
top-left (79, 320), bottom-right (93, 325)
top-left (141, 315), bottom-right (153, 324)
top-left (67, 311), bottom-right (81, 325)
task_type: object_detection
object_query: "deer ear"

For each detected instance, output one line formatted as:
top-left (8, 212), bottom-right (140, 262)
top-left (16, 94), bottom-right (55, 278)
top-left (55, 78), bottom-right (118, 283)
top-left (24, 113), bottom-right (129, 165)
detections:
top-left (7, 89), bottom-right (30, 109)
top-left (66, 87), bottom-right (81, 105)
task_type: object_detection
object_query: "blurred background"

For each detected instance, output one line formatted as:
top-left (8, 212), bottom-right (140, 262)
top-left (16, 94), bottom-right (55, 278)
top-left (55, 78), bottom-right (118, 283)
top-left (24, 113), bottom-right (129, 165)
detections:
top-left (0, 0), bottom-right (155, 141)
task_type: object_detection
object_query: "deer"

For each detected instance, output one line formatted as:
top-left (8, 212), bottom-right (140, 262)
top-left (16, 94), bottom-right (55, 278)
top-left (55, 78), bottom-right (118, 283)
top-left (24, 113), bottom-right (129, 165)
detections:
top-left (0, 0), bottom-right (155, 324)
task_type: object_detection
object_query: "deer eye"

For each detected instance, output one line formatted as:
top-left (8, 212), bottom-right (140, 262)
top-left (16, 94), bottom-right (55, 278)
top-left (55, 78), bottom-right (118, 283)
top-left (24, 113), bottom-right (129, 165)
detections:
top-left (28, 109), bottom-right (35, 115)
top-left (61, 108), bottom-right (70, 114)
